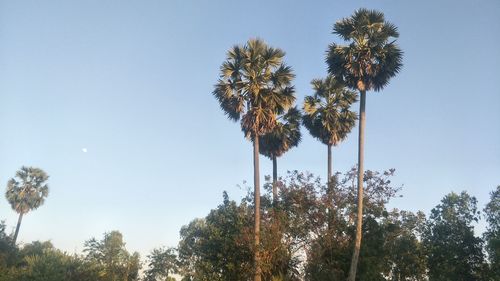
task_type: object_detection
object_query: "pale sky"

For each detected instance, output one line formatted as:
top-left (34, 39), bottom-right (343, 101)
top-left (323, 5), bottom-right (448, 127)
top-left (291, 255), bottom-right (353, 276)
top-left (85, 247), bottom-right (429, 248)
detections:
top-left (1, 0), bottom-right (499, 258)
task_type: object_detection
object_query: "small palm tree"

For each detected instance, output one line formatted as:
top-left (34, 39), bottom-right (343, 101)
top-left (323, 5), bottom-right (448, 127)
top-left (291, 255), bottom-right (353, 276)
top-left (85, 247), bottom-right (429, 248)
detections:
top-left (5, 166), bottom-right (50, 244)
top-left (213, 39), bottom-right (295, 281)
top-left (259, 106), bottom-right (301, 203)
top-left (326, 9), bottom-right (403, 280)
top-left (303, 75), bottom-right (357, 182)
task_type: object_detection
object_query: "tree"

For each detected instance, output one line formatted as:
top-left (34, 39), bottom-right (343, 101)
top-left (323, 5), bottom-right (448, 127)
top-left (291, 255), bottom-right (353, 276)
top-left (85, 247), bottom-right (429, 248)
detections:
top-left (0, 221), bottom-right (17, 276)
top-left (3, 240), bottom-right (102, 281)
top-left (144, 247), bottom-right (178, 281)
top-left (177, 168), bottom-right (415, 281)
top-left (484, 186), bottom-right (500, 277)
top-left (213, 38), bottom-right (295, 281)
top-left (326, 9), bottom-right (403, 280)
top-left (303, 75), bottom-right (357, 182)
top-left (259, 107), bottom-right (301, 202)
top-left (423, 191), bottom-right (487, 281)
top-left (302, 76), bottom-right (357, 232)
top-left (304, 168), bottom-right (405, 281)
top-left (84, 231), bottom-right (141, 281)
top-left (5, 166), bottom-right (50, 244)
top-left (178, 193), bottom-right (253, 281)
top-left (382, 210), bottom-right (427, 281)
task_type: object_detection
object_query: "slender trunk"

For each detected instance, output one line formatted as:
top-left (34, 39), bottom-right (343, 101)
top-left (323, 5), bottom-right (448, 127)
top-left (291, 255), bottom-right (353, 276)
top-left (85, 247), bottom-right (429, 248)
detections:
top-left (327, 144), bottom-right (333, 231)
top-left (13, 212), bottom-right (23, 244)
top-left (272, 155), bottom-right (278, 204)
top-left (253, 137), bottom-right (262, 281)
top-left (348, 90), bottom-right (366, 281)
top-left (327, 144), bottom-right (332, 182)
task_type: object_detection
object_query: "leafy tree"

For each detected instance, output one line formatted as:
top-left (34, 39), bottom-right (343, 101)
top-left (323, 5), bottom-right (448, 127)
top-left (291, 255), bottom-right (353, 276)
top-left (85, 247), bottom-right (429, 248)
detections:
top-left (259, 107), bottom-right (301, 202)
top-left (213, 38), bottom-right (295, 281)
top-left (382, 210), bottom-right (427, 281)
top-left (304, 168), bottom-right (406, 281)
top-left (178, 192), bottom-right (253, 281)
top-left (84, 231), bottom-right (141, 281)
top-left (484, 186), bottom-right (500, 277)
top-left (2, 240), bottom-right (101, 281)
top-left (302, 75), bottom-right (357, 181)
top-left (18, 248), bottom-right (73, 281)
top-left (423, 191), bottom-right (487, 281)
top-left (0, 221), bottom-right (17, 279)
top-left (19, 241), bottom-right (54, 258)
top-left (144, 247), bottom-right (178, 281)
top-left (178, 168), bottom-right (421, 281)
top-left (5, 166), bottom-right (50, 244)
top-left (326, 9), bottom-right (403, 280)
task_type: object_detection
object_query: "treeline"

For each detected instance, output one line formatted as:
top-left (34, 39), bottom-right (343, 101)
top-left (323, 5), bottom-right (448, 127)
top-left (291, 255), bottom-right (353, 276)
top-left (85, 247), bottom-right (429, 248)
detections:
top-left (1, 170), bottom-right (498, 281)
top-left (175, 170), bottom-right (499, 281)
top-left (0, 228), bottom-right (176, 281)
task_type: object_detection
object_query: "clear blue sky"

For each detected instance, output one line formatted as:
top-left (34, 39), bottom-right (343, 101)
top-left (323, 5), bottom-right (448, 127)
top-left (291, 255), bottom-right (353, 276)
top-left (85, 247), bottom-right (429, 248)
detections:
top-left (1, 0), bottom-right (499, 257)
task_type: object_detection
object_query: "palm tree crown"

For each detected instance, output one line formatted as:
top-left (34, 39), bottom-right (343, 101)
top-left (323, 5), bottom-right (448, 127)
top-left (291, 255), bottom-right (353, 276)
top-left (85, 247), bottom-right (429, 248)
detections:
top-left (6, 166), bottom-right (49, 215)
top-left (326, 8), bottom-right (403, 92)
top-left (303, 76), bottom-right (357, 147)
top-left (213, 39), bottom-right (295, 138)
top-left (258, 107), bottom-right (301, 159)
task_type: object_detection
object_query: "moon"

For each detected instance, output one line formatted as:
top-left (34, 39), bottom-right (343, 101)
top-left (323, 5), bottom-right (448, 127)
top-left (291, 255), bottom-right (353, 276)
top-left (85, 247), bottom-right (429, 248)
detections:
top-left (82, 148), bottom-right (88, 153)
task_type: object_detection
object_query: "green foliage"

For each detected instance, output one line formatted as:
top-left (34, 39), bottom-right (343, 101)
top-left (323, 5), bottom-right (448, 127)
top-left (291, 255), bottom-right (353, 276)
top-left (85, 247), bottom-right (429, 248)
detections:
top-left (0, 239), bottom-right (102, 281)
top-left (484, 186), bottom-right (500, 278)
top-left (382, 210), bottom-right (427, 281)
top-left (423, 191), bottom-right (488, 281)
top-left (144, 247), bottom-right (178, 281)
top-left (84, 231), bottom-right (141, 281)
top-left (5, 166), bottom-right (49, 215)
top-left (213, 38), bottom-right (295, 138)
top-left (303, 75), bottom-right (357, 146)
top-left (303, 168), bottom-right (419, 281)
top-left (19, 241), bottom-right (54, 258)
top-left (0, 222), bottom-right (18, 280)
top-left (178, 192), bottom-right (253, 281)
top-left (259, 107), bottom-right (302, 159)
top-left (326, 8), bottom-right (403, 92)
top-left (177, 169), bottom-right (428, 281)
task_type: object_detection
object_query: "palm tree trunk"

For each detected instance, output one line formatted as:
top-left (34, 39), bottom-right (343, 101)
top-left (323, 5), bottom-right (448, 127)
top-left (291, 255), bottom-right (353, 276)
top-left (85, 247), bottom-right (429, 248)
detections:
top-left (348, 90), bottom-right (366, 281)
top-left (272, 155), bottom-right (278, 204)
top-left (327, 144), bottom-right (332, 182)
top-left (253, 137), bottom-right (262, 281)
top-left (13, 212), bottom-right (23, 244)
top-left (327, 144), bottom-right (333, 231)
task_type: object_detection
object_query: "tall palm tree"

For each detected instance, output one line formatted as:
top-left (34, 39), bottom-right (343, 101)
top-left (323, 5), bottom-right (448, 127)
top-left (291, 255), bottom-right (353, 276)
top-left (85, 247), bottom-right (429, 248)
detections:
top-left (5, 166), bottom-right (50, 244)
top-left (326, 9), bottom-right (403, 281)
top-left (213, 39), bottom-right (295, 281)
top-left (302, 75), bottom-right (357, 182)
top-left (258, 106), bottom-right (301, 203)
top-left (303, 75), bottom-right (356, 234)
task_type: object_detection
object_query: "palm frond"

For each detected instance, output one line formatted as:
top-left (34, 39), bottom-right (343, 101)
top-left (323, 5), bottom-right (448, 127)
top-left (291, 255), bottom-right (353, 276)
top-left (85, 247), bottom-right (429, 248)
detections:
top-left (213, 39), bottom-right (295, 139)
top-left (302, 76), bottom-right (357, 146)
top-left (327, 9), bottom-right (403, 92)
top-left (258, 106), bottom-right (302, 159)
top-left (6, 167), bottom-right (50, 214)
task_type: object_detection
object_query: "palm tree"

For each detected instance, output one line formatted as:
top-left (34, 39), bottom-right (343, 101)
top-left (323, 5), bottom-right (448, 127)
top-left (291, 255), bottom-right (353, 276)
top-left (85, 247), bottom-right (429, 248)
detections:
top-left (258, 106), bottom-right (301, 203)
top-left (303, 75), bottom-right (356, 235)
top-left (5, 166), bottom-right (50, 244)
top-left (326, 9), bottom-right (403, 281)
top-left (213, 39), bottom-right (295, 281)
top-left (302, 75), bottom-right (357, 182)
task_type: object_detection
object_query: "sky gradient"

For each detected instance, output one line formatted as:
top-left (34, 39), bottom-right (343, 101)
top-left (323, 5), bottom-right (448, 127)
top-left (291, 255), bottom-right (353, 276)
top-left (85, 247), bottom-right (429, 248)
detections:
top-left (1, 0), bottom-right (499, 257)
